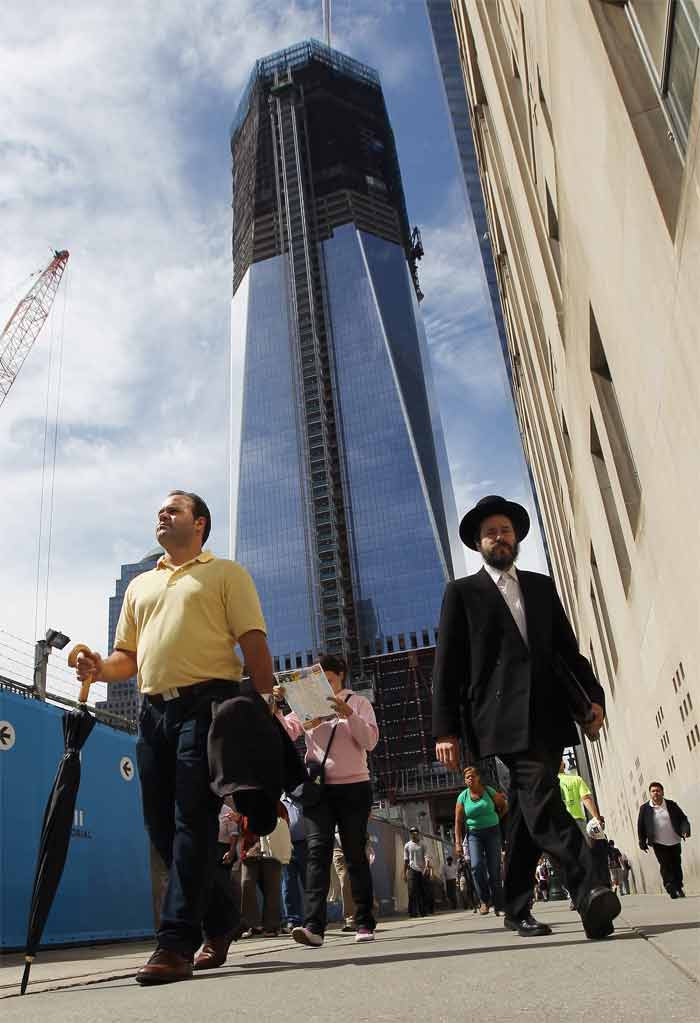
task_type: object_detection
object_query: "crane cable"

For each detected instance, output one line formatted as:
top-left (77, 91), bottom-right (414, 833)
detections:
top-left (32, 265), bottom-right (69, 638)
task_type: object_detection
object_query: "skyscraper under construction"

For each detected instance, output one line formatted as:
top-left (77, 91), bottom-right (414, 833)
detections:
top-left (229, 40), bottom-right (461, 813)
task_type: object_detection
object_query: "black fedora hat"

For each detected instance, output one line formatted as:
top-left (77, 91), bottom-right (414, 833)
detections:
top-left (459, 495), bottom-right (530, 550)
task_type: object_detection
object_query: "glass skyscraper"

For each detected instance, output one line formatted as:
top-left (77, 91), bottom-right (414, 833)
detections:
top-left (95, 548), bottom-right (160, 720)
top-left (230, 40), bottom-right (459, 672)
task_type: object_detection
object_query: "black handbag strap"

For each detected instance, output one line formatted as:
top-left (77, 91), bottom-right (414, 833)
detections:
top-left (318, 694), bottom-right (353, 770)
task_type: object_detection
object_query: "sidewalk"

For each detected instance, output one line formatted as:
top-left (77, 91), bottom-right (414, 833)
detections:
top-left (1, 896), bottom-right (697, 1020)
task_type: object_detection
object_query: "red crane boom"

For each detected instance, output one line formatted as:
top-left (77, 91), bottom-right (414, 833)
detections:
top-left (0, 250), bottom-right (70, 408)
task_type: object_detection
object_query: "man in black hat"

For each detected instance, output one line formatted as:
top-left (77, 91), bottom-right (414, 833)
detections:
top-left (432, 496), bottom-right (619, 940)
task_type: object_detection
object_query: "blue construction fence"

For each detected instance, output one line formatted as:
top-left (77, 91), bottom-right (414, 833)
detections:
top-left (0, 687), bottom-right (153, 950)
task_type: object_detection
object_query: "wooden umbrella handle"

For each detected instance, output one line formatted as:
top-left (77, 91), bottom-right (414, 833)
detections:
top-left (67, 643), bottom-right (96, 704)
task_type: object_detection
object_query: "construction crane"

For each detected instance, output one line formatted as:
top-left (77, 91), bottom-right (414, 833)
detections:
top-left (0, 249), bottom-right (70, 408)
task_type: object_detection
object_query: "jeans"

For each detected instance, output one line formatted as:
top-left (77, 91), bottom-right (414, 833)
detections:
top-left (136, 684), bottom-right (240, 957)
top-left (303, 781), bottom-right (374, 936)
top-left (281, 840), bottom-right (307, 926)
top-left (468, 825), bottom-right (504, 910)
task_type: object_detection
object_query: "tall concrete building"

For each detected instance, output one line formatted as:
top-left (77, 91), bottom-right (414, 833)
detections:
top-left (444, 0), bottom-right (700, 890)
top-left (95, 548), bottom-right (160, 721)
top-left (229, 40), bottom-right (463, 816)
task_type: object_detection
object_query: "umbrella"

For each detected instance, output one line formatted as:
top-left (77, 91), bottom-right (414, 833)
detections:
top-left (20, 647), bottom-right (96, 995)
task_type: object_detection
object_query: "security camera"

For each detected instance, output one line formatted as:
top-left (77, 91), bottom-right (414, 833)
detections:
top-left (45, 628), bottom-right (70, 650)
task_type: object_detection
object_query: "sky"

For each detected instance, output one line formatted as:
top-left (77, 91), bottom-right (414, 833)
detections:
top-left (0, 0), bottom-right (545, 703)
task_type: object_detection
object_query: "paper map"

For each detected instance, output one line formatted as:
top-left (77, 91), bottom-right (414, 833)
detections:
top-left (275, 663), bottom-right (335, 722)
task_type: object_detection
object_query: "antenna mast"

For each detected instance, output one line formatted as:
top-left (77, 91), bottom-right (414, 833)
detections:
top-left (323, 0), bottom-right (331, 47)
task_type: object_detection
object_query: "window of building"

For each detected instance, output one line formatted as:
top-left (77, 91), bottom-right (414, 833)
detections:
top-left (628, 0), bottom-right (700, 154)
top-left (591, 412), bottom-right (632, 591)
top-left (590, 307), bottom-right (642, 534)
top-left (590, 544), bottom-right (618, 685)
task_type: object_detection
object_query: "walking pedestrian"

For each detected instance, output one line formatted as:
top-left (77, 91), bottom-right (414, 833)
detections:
top-left (432, 495), bottom-right (620, 939)
top-left (73, 491), bottom-right (274, 983)
top-left (619, 851), bottom-right (632, 895)
top-left (637, 782), bottom-right (691, 898)
top-left (240, 807), bottom-right (291, 938)
top-left (454, 765), bottom-right (506, 916)
top-left (404, 827), bottom-right (429, 917)
top-left (558, 760), bottom-right (611, 904)
top-left (332, 828), bottom-right (357, 931)
top-left (607, 841), bottom-right (623, 895)
top-left (280, 793), bottom-right (306, 933)
top-left (535, 857), bottom-right (550, 901)
top-left (274, 654), bottom-right (379, 945)
top-left (442, 856), bottom-right (459, 909)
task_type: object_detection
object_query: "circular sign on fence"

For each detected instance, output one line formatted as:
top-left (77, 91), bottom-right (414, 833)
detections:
top-left (119, 755), bottom-right (135, 781)
top-left (0, 721), bottom-right (16, 751)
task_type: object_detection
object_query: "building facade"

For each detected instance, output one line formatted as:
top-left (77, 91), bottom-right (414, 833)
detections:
top-left (95, 548), bottom-right (160, 721)
top-left (448, 0), bottom-right (700, 890)
top-left (229, 40), bottom-right (460, 674)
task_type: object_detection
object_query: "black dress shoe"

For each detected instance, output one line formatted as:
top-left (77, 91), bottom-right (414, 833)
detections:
top-left (504, 913), bottom-right (553, 937)
top-left (579, 886), bottom-right (621, 939)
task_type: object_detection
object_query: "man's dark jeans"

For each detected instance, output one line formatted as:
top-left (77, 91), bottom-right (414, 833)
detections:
top-left (282, 839), bottom-right (307, 927)
top-left (136, 683), bottom-right (239, 957)
top-left (303, 781), bottom-right (374, 936)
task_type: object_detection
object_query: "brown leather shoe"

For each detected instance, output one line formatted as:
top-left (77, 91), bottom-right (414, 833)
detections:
top-left (135, 948), bottom-right (193, 985)
top-left (194, 932), bottom-right (234, 970)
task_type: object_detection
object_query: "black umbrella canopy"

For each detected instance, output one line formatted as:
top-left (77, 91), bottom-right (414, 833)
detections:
top-left (20, 707), bottom-right (95, 994)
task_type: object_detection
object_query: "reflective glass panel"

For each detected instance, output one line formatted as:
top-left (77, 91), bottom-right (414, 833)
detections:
top-left (232, 256), bottom-right (317, 660)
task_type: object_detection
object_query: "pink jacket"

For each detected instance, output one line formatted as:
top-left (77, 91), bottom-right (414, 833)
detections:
top-left (277, 689), bottom-right (379, 785)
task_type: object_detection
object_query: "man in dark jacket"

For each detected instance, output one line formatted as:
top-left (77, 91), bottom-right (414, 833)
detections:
top-left (637, 782), bottom-right (691, 898)
top-left (432, 495), bottom-right (620, 940)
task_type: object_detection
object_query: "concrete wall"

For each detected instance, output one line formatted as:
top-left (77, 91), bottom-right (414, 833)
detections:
top-left (450, 0), bottom-right (699, 890)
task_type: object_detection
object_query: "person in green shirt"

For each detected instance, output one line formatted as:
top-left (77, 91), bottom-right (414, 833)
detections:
top-left (558, 761), bottom-right (610, 905)
top-left (454, 766), bottom-right (507, 915)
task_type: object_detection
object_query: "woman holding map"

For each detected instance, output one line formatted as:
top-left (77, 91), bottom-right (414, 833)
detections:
top-left (273, 654), bottom-right (379, 946)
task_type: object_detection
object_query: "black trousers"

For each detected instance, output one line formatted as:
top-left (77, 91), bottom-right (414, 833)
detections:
top-left (303, 781), bottom-right (374, 936)
top-left (501, 747), bottom-right (597, 919)
top-left (136, 683), bottom-right (240, 957)
top-left (652, 842), bottom-right (683, 894)
top-left (407, 868), bottom-right (427, 916)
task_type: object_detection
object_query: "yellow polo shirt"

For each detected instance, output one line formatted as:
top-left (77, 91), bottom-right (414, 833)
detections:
top-left (113, 550), bottom-right (266, 695)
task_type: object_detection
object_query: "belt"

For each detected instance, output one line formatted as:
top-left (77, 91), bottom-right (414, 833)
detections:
top-left (144, 679), bottom-right (237, 707)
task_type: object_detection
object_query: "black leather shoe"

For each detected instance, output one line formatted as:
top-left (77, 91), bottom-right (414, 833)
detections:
top-left (579, 886), bottom-right (621, 939)
top-left (135, 948), bottom-right (193, 985)
top-left (504, 913), bottom-right (553, 937)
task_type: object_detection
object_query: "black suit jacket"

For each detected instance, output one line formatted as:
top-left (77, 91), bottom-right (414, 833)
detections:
top-left (637, 800), bottom-right (691, 849)
top-left (432, 567), bottom-right (604, 758)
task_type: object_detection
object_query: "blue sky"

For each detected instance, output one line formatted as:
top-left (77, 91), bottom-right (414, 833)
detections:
top-left (0, 0), bottom-right (544, 701)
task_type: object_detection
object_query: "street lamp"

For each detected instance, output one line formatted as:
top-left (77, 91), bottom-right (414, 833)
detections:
top-left (34, 628), bottom-right (71, 700)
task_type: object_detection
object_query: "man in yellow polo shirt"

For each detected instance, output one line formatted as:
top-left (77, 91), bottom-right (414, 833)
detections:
top-left (558, 759), bottom-right (611, 907)
top-left (74, 490), bottom-right (273, 985)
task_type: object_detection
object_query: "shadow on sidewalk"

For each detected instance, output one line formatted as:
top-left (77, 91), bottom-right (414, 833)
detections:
top-left (631, 920), bottom-right (699, 938)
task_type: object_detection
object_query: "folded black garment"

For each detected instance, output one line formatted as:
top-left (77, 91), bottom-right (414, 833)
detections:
top-left (208, 682), bottom-right (305, 835)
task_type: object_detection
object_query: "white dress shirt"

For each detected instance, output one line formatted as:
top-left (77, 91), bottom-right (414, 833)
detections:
top-left (483, 562), bottom-right (529, 645)
top-left (650, 800), bottom-right (681, 845)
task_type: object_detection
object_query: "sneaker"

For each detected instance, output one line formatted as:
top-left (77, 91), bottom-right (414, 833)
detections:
top-left (355, 928), bottom-right (375, 942)
top-left (240, 927), bottom-right (264, 939)
top-left (341, 922), bottom-right (356, 933)
top-left (291, 926), bottom-right (323, 947)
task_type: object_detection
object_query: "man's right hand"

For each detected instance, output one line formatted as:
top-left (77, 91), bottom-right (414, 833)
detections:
top-left (435, 736), bottom-right (460, 770)
top-left (75, 649), bottom-right (104, 683)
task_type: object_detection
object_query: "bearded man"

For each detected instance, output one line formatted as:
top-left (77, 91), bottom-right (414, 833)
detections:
top-left (432, 495), bottom-right (619, 941)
